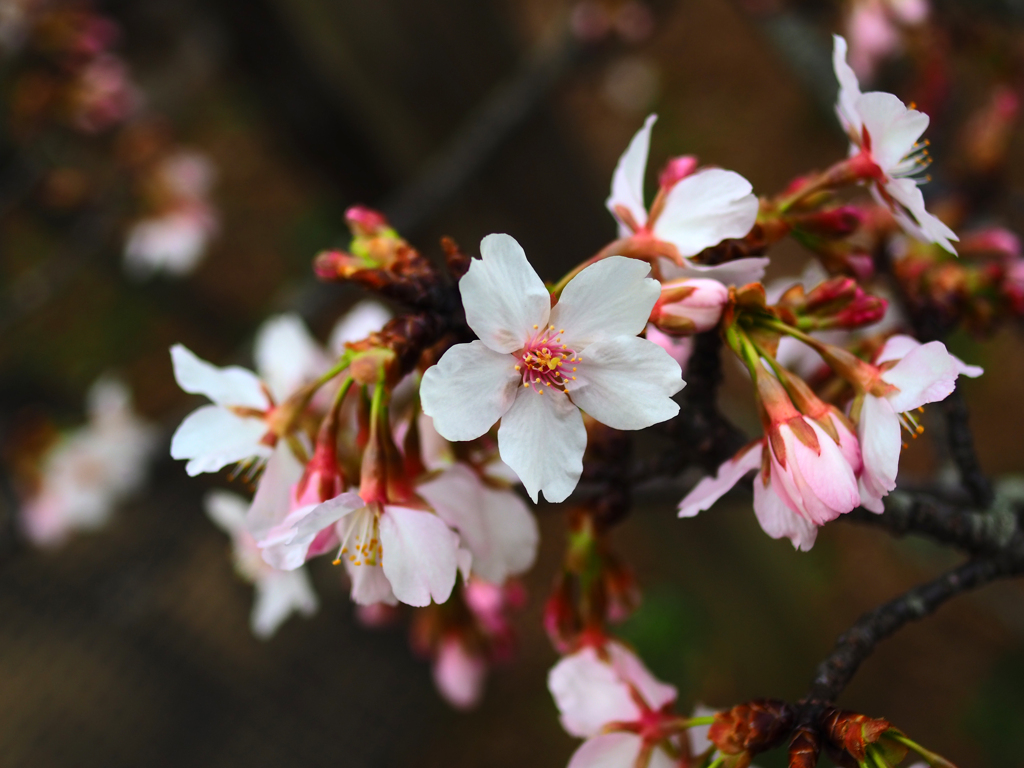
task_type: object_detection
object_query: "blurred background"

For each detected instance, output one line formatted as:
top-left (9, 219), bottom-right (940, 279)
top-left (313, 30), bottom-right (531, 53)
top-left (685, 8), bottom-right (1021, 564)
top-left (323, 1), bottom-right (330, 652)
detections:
top-left (1, 0), bottom-right (1024, 765)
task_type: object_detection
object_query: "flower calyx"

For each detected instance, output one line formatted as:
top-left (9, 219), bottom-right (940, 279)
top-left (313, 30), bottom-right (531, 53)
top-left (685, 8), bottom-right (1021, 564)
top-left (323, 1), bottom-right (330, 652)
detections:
top-left (821, 708), bottom-right (958, 768)
top-left (773, 276), bottom-right (888, 331)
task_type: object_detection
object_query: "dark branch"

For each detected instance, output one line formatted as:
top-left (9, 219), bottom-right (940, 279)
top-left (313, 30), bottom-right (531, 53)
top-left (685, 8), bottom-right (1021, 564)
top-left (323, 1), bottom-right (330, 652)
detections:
top-left (938, 387), bottom-right (994, 508)
top-left (802, 553), bottom-right (1023, 709)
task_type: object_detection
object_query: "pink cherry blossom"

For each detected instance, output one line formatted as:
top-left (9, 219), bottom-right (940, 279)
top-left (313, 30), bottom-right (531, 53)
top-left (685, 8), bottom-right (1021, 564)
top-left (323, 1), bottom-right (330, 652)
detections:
top-left (678, 442), bottom-right (820, 552)
top-left (549, 640), bottom-right (681, 768)
top-left (421, 233), bottom-right (684, 503)
top-left (651, 277), bottom-right (729, 334)
top-left (833, 35), bottom-right (958, 254)
top-left (205, 490), bottom-right (318, 638)
top-left (847, 0), bottom-right (929, 81)
top-left (432, 636), bottom-right (487, 710)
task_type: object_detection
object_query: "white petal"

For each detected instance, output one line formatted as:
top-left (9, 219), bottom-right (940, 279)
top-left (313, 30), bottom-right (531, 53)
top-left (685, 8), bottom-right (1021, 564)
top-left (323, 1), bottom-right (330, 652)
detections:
top-left (254, 314), bottom-right (326, 403)
top-left (566, 336), bottom-right (683, 430)
top-left (752, 474), bottom-right (818, 551)
top-left (460, 233), bottom-right (550, 353)
top-left (832, 34), bottom-right (863, 134)
top-left (548, 647), bottom-right (641, 737)
top-left (170, 405), bottom-right (270, 476)
top-left (881, 340), bottom-right (959, 412)
top-left (250, 569), bottom-right (319, 639)
top-left (259, 492), bottom-right (366, 571)
top-left (652, 168), bottom-right (759, 257)
top-left (874, 334), bottom-right (921, 364)
top-left (883, 177), bottom-right (959, 254)
top-left (606, 113), bottom-right (656, 233)
top-left (328, 300), bottom-right (392, 355)
top-left (204, 489), bottom-right (249, 535)
top-left (380, 506), bottom-right (460, 607)
top-left (417, 413), bottom-right (455, 470)
top-left (170, 344), bottom-right (268, 409)
top-left (606, 642), bottom-right (677, 710)
top-left (660, 257), bottom-right (770, 286)
top-left (550, 256), bottom-right (660, 349)
top-left (856, 91), bottom-right (928, 174)
top-left (418, 464), bottom-right (539, 584)
top-left (567, 733), bottom-right (645, 768)
top-left (858, 394), bottom-right (901, 499)
top-left (420, 341), bottom-right (521, 441)
top-left (497, 388), bottom-right (585, 503)
top-left (678, 443), bottom-right (762, 518)
top-left (345, 559), bottom-right (398, 606)
top-left (245, 444), bottom-right (306, 540)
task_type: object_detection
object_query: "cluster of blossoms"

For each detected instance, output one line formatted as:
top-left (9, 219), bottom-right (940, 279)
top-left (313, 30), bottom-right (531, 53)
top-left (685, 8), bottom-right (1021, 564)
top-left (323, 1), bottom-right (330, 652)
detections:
top-left (13, 378), bottom-right (157, 548)
top-left (157, 31), bottom-right (991, 763)
top-left (1, 0), bottom-right (219, 279)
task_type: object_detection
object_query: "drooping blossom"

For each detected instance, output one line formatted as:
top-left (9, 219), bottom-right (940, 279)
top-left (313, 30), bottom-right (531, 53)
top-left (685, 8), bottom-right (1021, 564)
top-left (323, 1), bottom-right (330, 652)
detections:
top-left (678, 364), bottom-right (861, 551)
top-left (608, 113), bottom-right (768, 285)
top-left (416, 415), bottom-right (538, 586)
top-left (846, 0), bottom-right (929, 81)
top-left (125, 151), bottom-right (218, 278)
top-left (548, 640), bottom-right (682, 768)
top-left (833, 35), bottom-right (958, 254)
top-left (678, 441), bottom-right (819, 551)
top-left (204, 490), bottom-right (318, 639)
top-left (169, 313), bottom-right (327, 477)
top-left (253, 480), bottom-right (461, 608)
top-left (20, 378), bottom-right (157, 547)
top-left (854, 334), bottom-right (981, 511)
top-left (421, 579), bottom-right (525, 710)
top-left (421, 233), bottom-right (684, 503)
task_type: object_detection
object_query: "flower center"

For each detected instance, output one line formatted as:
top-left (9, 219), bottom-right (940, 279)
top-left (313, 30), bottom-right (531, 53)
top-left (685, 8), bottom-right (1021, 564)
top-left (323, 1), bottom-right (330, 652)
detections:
top-left (333, 503), bottom-right (382, 567)
top-left (516, 325), bottom-right (579, 393)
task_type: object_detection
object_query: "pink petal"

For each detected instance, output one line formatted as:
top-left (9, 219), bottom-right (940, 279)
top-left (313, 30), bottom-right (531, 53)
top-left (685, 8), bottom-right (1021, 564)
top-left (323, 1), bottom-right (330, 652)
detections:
top-left (678, 443), bottom-right (762, 518)
top-left (606, 113), bottom-right (656, 235)
top-left (380, 506), bottom-right (460, 607)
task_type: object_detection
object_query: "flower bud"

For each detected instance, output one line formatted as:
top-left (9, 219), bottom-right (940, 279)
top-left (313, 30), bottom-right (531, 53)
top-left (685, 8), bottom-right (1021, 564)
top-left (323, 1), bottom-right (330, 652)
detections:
top-left (651, 278), bottom-right (729, 334)
top-left (345, 205), bottom-right (391, 237)
top-left (658, 155), bottom-right (699, 191)
top-left (708, 700), bottom-right (795, 758)
top-left (959, 226), bottom-right (1021, 259)
top-left (790, 205), bottom-right (864, 239)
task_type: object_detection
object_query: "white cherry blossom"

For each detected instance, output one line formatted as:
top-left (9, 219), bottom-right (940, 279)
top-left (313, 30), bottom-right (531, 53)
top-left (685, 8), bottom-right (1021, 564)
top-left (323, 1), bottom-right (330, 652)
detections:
top-left (421, 234), bottom-right (684, 503)
top-left (856, 335), bottom-right (981, 511)
top-left (20, 378), bottom-right (157, 547)
top-left (169, 313), bottom-right (327, 477)
top-left (833, 34), bottom-right (958, 254)
top-left (608, 113), bottom-right (768, 285)
top-left (205, 490), bottom-right (318, 638)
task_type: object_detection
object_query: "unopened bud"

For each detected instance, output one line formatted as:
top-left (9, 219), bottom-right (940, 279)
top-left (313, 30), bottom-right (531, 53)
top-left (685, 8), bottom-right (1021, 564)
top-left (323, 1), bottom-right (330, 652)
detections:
top-left (803, 277), bottom-right (858, 311)
top-left (313, 249), bottom-right (364, 281)
top-left (791, 205), bottom-right (864, 239)
top-left (959, 226), bottom-right (1021, 260)
top-left (658, 155), bottom-right (699, 191)
top-left (821, 709), bottom-right (893, 762)
top-left (652, 278), bottom-right (728, 334)
top-left (543, 575), bottom-right (579, 653)
top-left (345, 205), bottom-right (391, 238)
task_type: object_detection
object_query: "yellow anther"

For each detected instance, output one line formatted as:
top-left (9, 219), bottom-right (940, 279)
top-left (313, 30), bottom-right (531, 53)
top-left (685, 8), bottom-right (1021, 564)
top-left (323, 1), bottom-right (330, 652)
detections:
top-left (332, 558), bottom-right (341, 565)
top-left (514, 365), bottom-right (521, 371)
top-left (572, 367), bottom-right (576, 372)
top-left (533, 324), bottom-right (538, 329)
top-left (915, 425), bottom-right (925, 434)
top-left (559, 329), bottom-right (564, 333)
top-left (549, 325), bottom-right (555, 330)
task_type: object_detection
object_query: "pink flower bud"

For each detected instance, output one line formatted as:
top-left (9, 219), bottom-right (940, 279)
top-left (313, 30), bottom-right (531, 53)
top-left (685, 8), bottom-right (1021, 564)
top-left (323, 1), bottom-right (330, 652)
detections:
top-left (345, 205), bottom-right (390, 237)
top-left (651, 278), bottom-right (729, 334)
top-left (793, 205), bottom-right (865, 239)
top-left (959, 227), bottom-right (1021, 260)
top-left (658, 155), bottom-right (699, 191)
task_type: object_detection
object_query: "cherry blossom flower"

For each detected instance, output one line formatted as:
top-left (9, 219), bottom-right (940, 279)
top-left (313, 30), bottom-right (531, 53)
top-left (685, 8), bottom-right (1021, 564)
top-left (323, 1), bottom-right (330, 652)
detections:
top-left (855, 334), bottom-right (981, 511)
top-left (608, 113), bottom-right (768, 285)
top-left (21, 378), bottom-right (157, 547)
top-left (678, 441), bottom-right (819, 551)
top-left (421, 233), bottom-right (684, 503)
top-left (125, 151), bottom-right (219, 278)
top-left (833, 35), bottom-right (958, 254)
top-left (548, 640), bottom-right (681, 768)
top-left (255, 487), bottom-right (461, 608)
top-left (433, 636), bottom-right (488, 710)
top-left (169, 313), bottom-right (327, 477)
top-left (205, 490), bottom-right (318, 639)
